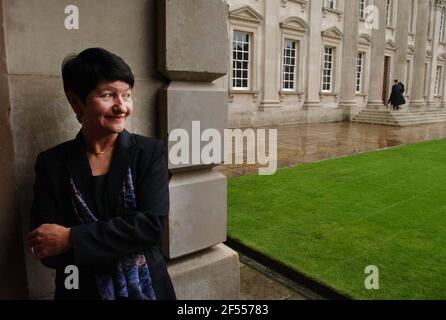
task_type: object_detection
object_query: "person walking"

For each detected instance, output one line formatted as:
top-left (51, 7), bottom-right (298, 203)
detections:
top-left (388, 79), bottom-right (406, 110)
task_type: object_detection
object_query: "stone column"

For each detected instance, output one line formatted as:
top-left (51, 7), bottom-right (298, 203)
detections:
top-left (393, 0), bottom-right (411, 109)
top-left (410, 0), bottom-right (431, 109)
top-left (338, 0), bottom-right (359, 120)
top-left (366, 0), bottom-right (387, 109)
top-left (303, 0), bottom-right (323, 109)
top-left (427, 0), bottom-right (445, 109)
top-left (442, 56), bottom-right (446, 108)
top-left (259, 0), bottom-right (280, 110)
top-left (0, 1), bottom-right (28, 299)
top-left (157, 0), bottom-right (240, 299)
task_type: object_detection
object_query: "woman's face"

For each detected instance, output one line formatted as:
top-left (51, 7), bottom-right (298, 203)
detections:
top-left (81, 80), bottom-right (133, 135)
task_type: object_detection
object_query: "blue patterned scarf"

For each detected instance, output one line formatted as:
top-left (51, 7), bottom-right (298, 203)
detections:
top-left (68, 167), bottom-right (157, 300)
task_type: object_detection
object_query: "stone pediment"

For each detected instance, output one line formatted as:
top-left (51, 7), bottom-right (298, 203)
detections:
top-left (229, 5), bottom-right (263, 24)
top-left (386, 39), bottom-right (396, 51)
top-left (358, 33), bottom-right (371, 45)
top-left (280, 16), bottom-right (308, 32)
top-left (321, 27), bottom-right (343, 40)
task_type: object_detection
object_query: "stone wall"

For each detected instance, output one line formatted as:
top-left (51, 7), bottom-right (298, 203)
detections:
top-left (1, 0), bottom-right (239, 300)
top-left (5, 0), bottom-right (162, 299)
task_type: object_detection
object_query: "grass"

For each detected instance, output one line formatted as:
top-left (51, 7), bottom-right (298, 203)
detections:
top-left (227, 139), bottom-right (446, 299)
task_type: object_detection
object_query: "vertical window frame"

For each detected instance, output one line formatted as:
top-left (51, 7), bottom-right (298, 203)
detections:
top-left (386, 0), bottom-right (393, 27)
top-left (359, 0), bottom-right (366, 19)
top-left (324, 0), bottom-right (336, 10)
top-left (232, 30), bottom-right (251, 90)
top-left (282, 39), bottom-right (298, 91)
top-left (435, 66), bottom-right (442, 96)
top-left (356, 52), bottom-right (365, 94)
top-left (322, 46), bottom-right (335, 93)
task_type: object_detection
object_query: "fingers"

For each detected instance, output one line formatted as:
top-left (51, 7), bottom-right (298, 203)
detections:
top-left (27, 224), bottom-right (51, 245)
top-left (33, 248), bottom-right (49, 260)
top-left (30, 243), bottom-right (52, 260)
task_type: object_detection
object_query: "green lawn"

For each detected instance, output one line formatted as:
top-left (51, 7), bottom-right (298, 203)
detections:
top-left (228, 139), bottom-right (446, 299)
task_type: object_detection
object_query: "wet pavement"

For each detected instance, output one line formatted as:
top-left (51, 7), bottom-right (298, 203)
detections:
top-left (216, 121), bottom-right (446, 177)
top-left (220, 121), bottom-right (446, 300)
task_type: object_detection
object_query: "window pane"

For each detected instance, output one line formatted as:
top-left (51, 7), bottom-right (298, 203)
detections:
top-left (232, 31), bottom-right (250, 88)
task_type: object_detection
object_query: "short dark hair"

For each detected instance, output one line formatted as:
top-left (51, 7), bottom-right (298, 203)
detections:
top-left (62, 48), bottom-right (135, 102)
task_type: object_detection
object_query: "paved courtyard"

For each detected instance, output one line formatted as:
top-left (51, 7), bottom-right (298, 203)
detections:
top-left (216, 121), bottom-right (446, 178)
top-left (220, 121), bottom-right (446, 300)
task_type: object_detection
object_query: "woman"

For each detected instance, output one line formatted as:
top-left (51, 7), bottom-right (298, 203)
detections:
top-left (27, 48), bottom-right (176, 300)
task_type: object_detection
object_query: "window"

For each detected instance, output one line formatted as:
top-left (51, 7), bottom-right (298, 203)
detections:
top-left (322, 47), bottom-right (334, 92)
top-left (232, 31), bottom-right (250, 89)
top-left (359, 0), bottom-right (366, 19)
top-left (435, 66), bottom-right (442, 96)
top-left (324, 0), bottom-right (336, 9)
top-left (386, 0), bottom-right (393, 26)
top-left (282, 39), bottom-right (297, 90)
top-left (440, 9), bottom-right (445, 43)
top-left (356, 52), bottom-right (365, 93)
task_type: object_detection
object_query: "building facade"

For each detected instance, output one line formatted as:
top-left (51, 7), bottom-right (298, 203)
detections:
top-left (219, 0), bottom-right (446, 128)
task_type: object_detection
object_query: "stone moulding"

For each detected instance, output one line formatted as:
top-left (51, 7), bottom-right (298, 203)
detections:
top-left (322, 7), bottom-right (343, 22)
top-left (281, 0), bottom-right (308, 13)
top-left (229, 5), bottom-right (263, 24)
top-left (358, 33), bottom-right (371, 46)
top-left (279, 16), bottom-right (309, 33)
top-left (321, 26), bottom-right (343, 41)
top-left (228, 89), bottom-right (260, 103)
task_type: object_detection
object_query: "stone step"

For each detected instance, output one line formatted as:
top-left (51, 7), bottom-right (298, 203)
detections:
top-left (353, 107), bottom-right (446, 126)
top-left (358, 112), bottom-right (446, 117)
top-left (354, 117), bottom-right (446, 126)
top-left (355, 116), bottom-right (446, 122)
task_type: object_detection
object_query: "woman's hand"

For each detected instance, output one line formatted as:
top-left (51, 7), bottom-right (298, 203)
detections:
top-left (28, 224), bottom-right (72, 260)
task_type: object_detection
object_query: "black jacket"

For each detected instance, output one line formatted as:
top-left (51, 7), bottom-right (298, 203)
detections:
top-left (388, 83), bottom-right (406, 106)
top-left (30, 129), bottom-right (176, 300)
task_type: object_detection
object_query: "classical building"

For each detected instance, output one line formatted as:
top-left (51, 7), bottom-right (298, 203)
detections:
top-left (218, 0), bottom-right (446, 127)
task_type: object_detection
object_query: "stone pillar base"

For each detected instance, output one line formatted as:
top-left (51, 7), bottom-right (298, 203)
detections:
top-left (409, 99), bottom-right (426, 109)
top-left (259, 100), bottom-right (281, 110)
top-left (366, 100), bottom-right (386, 110)
top-left (398, 103), bottom-right (409, 111)
top-left (302, 101), bottom-right (322, 110)
top-left (425, 102), bottom-right (437, 110)
top-left (168, 244), bottom-right (240, 300)
top-left (338, 101), bottom-right (360, 121)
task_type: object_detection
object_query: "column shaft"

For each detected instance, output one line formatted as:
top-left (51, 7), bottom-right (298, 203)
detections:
top-left (260, 0), bottom-right (280, 109)
top-left (394, 0), bottom-right (410, 109)
top-left (427, 1), bottom-right (444, 108)
top-left (303, 0), bottom-right (323, 109)
top-left (367, 0), bottom-right (387, 109)
top-left (410, 0), bottom-right (431, 109)
top-left (338, 0), bottom-right (360, 118)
